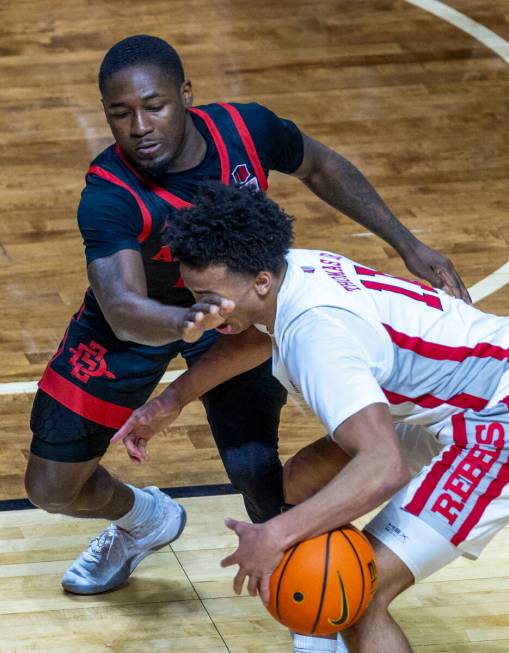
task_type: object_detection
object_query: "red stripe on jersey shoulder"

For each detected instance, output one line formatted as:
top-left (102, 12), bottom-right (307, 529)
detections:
top-left (88, 165), bottom-right (153, 243)
top-left (39, 366), bottom-right (132, 430)
top-left (114, 146), bottom-right (192, 209)
top-left (188, 107), bottom-right (230, 185)
top-left (217, 102), bottom-right (268, 191)
top-left (383, 388), bottom-right (488, 412)
top-left (384, 324), bottom-right (509, 363)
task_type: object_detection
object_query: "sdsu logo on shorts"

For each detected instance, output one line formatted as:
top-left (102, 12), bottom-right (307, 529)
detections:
top-left (69, 341), bottom-right (116, 383)
top-left (232, 163), bottom-right (260, 190)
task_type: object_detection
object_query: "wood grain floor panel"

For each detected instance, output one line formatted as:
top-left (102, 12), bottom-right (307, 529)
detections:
top-left (1, 1), bottom-right (509, 649)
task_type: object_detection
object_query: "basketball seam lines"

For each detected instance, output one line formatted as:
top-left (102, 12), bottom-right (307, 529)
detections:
top-left (310, 532), bottom-right (332, 635)
top-left (275, 542), bottom-right (300, 621)
top-left (339, 528), bottom-right (366, 625)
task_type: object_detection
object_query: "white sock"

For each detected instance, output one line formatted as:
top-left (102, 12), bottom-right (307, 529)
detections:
top-left (114, 485), bottom-right (156, 533)
top-left (293, 633), bottom-right (337, 652)
top-left (336, 635), bottom-right (348, 653)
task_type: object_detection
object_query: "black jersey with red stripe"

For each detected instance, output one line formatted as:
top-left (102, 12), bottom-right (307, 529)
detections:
top-left (78, 102), bottom-right (303, 309)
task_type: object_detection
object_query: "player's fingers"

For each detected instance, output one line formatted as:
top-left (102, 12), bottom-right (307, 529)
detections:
top-left (181, 321), bottom-right (201, 342)
top-left (259, 575), bottom-right (271, 606)
top-left (124, 437), bottom-right (143, 463)
top-left (188, 303), bottom-right (220, 316)
top-left (110, 415), bottom-right (137, 443)
top-left (233, 568), bottom-right (247, 595)
top-left (220, 551), bottom-right (238, 568)
top-left (436, 267), bottom-right (471, 303)
top-left (200, 295), bottom-right (236, 312)
top-left (247, 573), bottom-right (259, 597)
top-left (447, 270), bottom-right (471, 304)
top-left (137, 438), bottom-right (149, 461)
top-left (188, 310), bottom-right (205, 323)
top-left (435, 267), bottom-right (459, 296)
top-left (224, 517), bottom-right (242, 535)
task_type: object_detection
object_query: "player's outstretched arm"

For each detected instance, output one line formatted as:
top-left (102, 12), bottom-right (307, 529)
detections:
top-left (111, 326), bottom-right (272, 462)
top-left (292, 133), bottom-right (470, 303)
top-left (88, 249), bottom-right (234, 345)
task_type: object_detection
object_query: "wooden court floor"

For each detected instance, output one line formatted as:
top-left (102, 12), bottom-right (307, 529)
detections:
top-left (2, 0), bottom-right (509, 650)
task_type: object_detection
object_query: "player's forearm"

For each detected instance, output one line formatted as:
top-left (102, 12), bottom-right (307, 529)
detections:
top-left (105, 292), bottom-right (188, 345)
top-left (162, 328), bottom-right (273, 408)
top-left (268, 450), bottom-right (410, 550)
top-left (302, 144), bottom-right (418, 255)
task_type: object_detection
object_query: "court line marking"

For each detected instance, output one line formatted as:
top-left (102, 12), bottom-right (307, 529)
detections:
top-left (1, 1), bottom-right (508, 398)
top-left (403, 1), bottom-right (509, 303)
top-left (405, 0), bottom-right (509, 63)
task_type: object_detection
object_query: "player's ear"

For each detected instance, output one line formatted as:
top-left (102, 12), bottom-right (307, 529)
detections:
top-left (254, 271), bottom-right (272, 297)
top-left (181, 80), bottom-right (193, 107)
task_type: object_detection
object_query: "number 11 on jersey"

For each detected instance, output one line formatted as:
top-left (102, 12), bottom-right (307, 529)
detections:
top-left (354, 265), bottom-right (444, 311)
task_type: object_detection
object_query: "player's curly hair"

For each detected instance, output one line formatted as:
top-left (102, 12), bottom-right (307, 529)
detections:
top-left (166, 183), bottom-right (294, 275)
top-left (99, 35), bottom-right (185, 94)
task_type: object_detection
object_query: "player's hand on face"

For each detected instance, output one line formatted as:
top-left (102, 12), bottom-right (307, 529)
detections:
top-left (402, 241), bottom-right (471, 304)
top-left (180, 295), bottom-right (235, 343)
top-left (110, 388), bottom-right (182, 464)
top-left (221, 518), bottom-right (284, 606)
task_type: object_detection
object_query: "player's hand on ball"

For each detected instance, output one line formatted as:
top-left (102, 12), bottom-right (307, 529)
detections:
top-left (221, 518), bottom-right (284, 606)
top-left (110, 388), bottom-right (183, 464)
top-left (180, 295), bottom-right (235, 343)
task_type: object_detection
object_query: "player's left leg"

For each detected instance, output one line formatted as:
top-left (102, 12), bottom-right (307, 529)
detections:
top-left (201, 359), bottom-right (287, 521)
top-left (182, 331), bottom-right (288, 522)
top-left (340, 537), bottom-right (414, 653)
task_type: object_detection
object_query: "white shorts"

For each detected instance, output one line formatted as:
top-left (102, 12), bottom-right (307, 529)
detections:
top-left (364, 404), bottom-right (509, 582)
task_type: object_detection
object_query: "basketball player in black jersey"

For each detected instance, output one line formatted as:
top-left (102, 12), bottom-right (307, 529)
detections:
top-left (26, 34), bottom-right (469, 599)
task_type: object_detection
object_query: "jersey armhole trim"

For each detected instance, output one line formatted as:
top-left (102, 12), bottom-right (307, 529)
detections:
top-left (217, 102), bottom-right (268, 191)
top-left (188, 106), bottom-right (230, 185)
top-left (87, 165), bottom-right (153, 244)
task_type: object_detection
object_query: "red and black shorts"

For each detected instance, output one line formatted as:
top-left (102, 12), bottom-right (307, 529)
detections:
top-left (30, 295), bottom-right (222, 462)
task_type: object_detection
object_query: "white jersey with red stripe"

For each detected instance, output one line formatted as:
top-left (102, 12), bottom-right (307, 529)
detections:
top-left (271, 249), bottom-right (509, 435)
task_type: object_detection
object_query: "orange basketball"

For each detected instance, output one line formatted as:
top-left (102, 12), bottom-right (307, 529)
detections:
top-left (266, 525), bottom-right (378, 636)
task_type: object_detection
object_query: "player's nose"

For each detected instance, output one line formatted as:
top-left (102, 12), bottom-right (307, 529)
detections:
top-left (130, 110), bottom-right (153, 137)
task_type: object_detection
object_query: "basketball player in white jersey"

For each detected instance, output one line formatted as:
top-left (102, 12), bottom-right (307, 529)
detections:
top-left (112, 184), bottom-right (509, 653)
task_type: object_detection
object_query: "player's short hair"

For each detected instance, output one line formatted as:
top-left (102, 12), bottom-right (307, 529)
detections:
top-left (99, 34), bottom-right (185, 94)
top-left (167, 183), bottom-right (294, 275)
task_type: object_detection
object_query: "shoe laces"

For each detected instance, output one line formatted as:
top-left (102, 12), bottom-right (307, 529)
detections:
top-left (87, 525), bottom-right (119, 561)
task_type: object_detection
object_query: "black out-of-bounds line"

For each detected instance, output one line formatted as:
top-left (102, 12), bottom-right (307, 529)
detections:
top-left (0, 483), bottom-right (239, 512)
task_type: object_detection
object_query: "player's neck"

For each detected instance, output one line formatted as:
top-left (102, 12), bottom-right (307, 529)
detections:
top-left (166, 112), bottom-right (207, 174)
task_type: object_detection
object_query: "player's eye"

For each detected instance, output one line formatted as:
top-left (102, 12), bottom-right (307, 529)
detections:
top-left (110, 111), bottom-right (130, 119)
top-left (146, 104), bottom-right (164, 112)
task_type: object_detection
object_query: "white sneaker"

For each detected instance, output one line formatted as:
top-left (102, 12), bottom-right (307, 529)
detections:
top-left (61, 487), bottom-right (186, 595)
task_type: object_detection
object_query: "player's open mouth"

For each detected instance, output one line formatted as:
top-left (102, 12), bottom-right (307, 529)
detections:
top-left (216, 323), bottom-right (234, 334)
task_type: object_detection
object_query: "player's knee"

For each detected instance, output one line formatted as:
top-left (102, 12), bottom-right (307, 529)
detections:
top-left (282, 455), bottom-right (310, 504)
top-left (282, 450), bottom-right (329, 505)
top-left (222, 442), bottom-right (280, 490)
top-left (362, 536), bottom-right (415, 611)
top-left (25, 461), bottom-right (84, 513)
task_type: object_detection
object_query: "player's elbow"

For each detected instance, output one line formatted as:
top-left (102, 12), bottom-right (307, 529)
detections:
top-left (380, 454), bottom-right (411, 498)
top-left (102, 302), bottom-right (136, 341)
